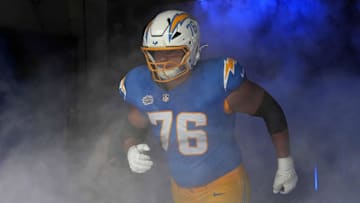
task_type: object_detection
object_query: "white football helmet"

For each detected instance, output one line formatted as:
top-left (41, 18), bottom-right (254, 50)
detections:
top-left (141, 10), bottom-right (201, 83)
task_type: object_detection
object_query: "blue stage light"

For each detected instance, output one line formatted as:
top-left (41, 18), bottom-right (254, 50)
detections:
top-left (314, 165), bottom-right (319, 191)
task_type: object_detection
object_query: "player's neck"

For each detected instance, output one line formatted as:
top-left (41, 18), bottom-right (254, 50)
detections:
top-left (157, 72), bottom-right (191, 91)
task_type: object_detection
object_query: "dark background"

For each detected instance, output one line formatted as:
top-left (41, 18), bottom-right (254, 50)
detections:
top-left (0, 0), bottom-right (359, 202)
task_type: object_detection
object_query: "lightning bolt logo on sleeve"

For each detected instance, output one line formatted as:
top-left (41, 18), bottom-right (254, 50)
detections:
top-left (223, 58), bottom-right (236, 91)
top-left (119, 76), bottom-right (127, 99)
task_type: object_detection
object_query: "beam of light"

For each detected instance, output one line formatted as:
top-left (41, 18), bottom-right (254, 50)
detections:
top-left (314, 164), bottom-right (319, 191)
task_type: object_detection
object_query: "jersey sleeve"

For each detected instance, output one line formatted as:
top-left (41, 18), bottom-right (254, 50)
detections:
top-left (118, 75), bottom-right (128, 101)
top-left (118, 70), bottom-right (136, 104)
top-left (118, 66), bottom-right (147, 107)
top-left (222, 57), bottom-right (246, 92)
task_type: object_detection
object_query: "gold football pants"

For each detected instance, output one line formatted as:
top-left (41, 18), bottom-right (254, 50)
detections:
top-left (171, 165), bottom-right (251, 203)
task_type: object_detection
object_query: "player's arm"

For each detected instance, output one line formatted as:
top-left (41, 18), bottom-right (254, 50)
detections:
top-left (225, 79), bottom-right (298, 194)
top-left (122, 104), bottom-right (149, 151)
top-left (225, 80), bottom-right (289, 157)
top-left (121, 104), bottom-right (154, 173)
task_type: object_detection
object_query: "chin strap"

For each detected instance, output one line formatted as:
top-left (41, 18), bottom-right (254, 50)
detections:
top-left (199, 44), bottom-right (208, 51)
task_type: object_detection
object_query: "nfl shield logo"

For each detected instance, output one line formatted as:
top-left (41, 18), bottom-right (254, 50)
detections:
top-left (162, 94), bottom-right (170, 102)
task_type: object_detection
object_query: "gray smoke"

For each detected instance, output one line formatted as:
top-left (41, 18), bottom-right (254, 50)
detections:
top-left (0, 0), bottom-right (359, 203)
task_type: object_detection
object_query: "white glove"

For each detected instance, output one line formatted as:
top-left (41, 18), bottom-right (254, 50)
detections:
top-left (127, 144), bottom-right (154, 173)
top-left (273, 156), bottom-right (298, 194)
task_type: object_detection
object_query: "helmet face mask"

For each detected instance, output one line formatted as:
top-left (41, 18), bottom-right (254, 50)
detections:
top-left (141, 10), bottom-right (200, 83)
top-left (141, 46), bottom-right (191, 82)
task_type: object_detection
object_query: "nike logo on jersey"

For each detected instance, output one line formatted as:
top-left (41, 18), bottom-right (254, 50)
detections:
top-left (223, 58), bottom-right (236, 91)
top-left (213, 192), bottom-right (225, 197)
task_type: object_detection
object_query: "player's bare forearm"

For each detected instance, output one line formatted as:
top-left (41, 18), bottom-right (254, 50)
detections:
top-left (121, 105), bottom-right (150, 152)
top-left (271, 129), bottom-right (290, 158)
top-left (122, 136), bottom-right (142, 152)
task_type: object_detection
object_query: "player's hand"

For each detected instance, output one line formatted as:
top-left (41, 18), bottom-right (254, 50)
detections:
top-left (273, 156), bottom-right (298, 194)
top-left (127, 144), bottom-right (153, 173)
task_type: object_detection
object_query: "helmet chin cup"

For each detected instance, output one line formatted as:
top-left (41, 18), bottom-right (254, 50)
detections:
top-left (152, 63), bottom-right (191, 83)
top-left (156, 66), bottom-right (182, 80)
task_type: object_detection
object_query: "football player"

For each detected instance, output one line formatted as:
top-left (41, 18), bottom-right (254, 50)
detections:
top-left (119, 10), bottom-right (298, 203)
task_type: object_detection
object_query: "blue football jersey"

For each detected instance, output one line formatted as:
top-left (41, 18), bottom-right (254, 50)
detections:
top-left (119, 57), bottom-right (247, 187)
